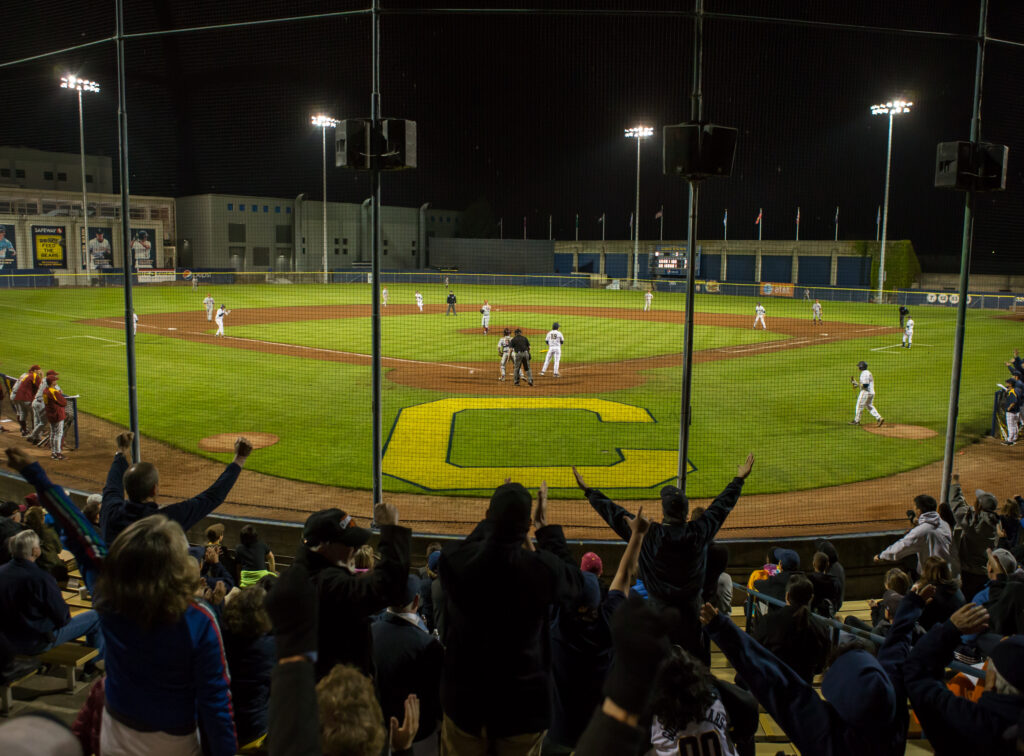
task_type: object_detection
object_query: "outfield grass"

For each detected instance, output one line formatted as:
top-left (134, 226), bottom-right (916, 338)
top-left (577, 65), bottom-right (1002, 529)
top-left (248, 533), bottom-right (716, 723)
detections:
top-left (0, 280), bottom-right (1014, 499)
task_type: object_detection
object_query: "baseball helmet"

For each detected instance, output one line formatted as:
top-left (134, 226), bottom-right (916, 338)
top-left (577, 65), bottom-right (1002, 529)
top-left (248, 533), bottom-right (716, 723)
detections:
top-left (138, 230), bottom-right (148, 239)
top-left (0, 225), bottom-right (5, 233)
top-left (857, 361), bottom-right (868, 370)
top-left (514, 328), bottom-right (522, 334)
top-left (503, 328), bottom-right (510, 335)
top-left (553, 322), bottom-right (559, 330)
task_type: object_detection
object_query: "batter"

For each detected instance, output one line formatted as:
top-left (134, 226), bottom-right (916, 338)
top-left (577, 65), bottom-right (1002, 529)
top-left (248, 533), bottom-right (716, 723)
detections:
top-left (850, 360), bottom-right (884, 426)
top-left (541, 322), bottom-right (565, 377)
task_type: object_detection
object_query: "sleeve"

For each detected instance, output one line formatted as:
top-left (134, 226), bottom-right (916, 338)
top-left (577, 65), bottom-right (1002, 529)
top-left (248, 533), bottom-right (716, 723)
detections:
top-left (583, 490), bottom-right (635, 542)
top-left (876, 592), bottom-right (925, 685)
top-left (878, 525), bottom-right (922, 562)
top-left (680, 478), bottom-right (745, 546)
top-left (268, 659), bottom-right (319, 753)
top-left (160, 462), bottom-right (242, 533)
top-left (951, 483), bottom-right (971, 528)
top-left (321, 525), bottom-right (412, 615)
top-left (100, 453), bottom-right (130, 539)
top-left (190, 604), bottom-right (239, 756)
top-left (704, 613), bottom-right (834, 755)
top-left (42, 574), bottom-right (72, 628)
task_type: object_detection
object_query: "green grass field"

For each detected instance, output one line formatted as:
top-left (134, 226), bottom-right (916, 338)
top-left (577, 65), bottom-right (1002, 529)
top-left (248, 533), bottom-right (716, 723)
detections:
top-left (0, 280), bottom-right (1015, 499)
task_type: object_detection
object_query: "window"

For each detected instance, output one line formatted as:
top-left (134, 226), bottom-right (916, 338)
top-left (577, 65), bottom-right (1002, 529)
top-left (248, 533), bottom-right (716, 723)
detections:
top-left (252, 247), bottom-right (270, 266)
top-left (275, 225), bottom-right (292, 244)
top-left (411, 240), bottom-right (416, 247)
top-left (129, 207), bottom-right (145, 220)
top-left (228, 223), bottom-right (246, 243)
top-left (342, 238), bottom-right (348, 245)
top-left (15, 169), bottom-right (25, 178)
top-left (86, 175), bottom-right (93, 184)
top-left (0, 168), bottom-right (9, 177)
top-left (334, 248), bottom-right (340, 255)
top-left (41, 202), bottom-right (57, 214)
top-left (275, 206), bottom-right (280, 213)
top-left (44, 171), bottom-right (54, 180)
top-left (227, 203), bottom-right (234, 211)
top-left (57, 172), bottom-right (67, 181)
top-left (334, 238), bottom-right (339, 244)
top-left (239, 204), bottom-right (245, 211)
top-left (286, 207), bottom-right (291, 214)
top-left (15, 201), bottom-right (37, 213)
top-left (251, 205), bottom-right (257, 212)
top-left (100, 205), bottom-right (118, 218)
top-left (150, 207), bottom-right (169, 222)
top-left (263, 206), bottom-right (269, 213)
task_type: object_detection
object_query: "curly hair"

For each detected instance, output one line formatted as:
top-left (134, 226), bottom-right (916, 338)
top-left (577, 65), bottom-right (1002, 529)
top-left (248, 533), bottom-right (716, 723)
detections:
top-left (353, 545), bottom-right (376, 571)
top-left (316, 665), bottom-right (386, 756)
top-left (222, 585), bottom-right (272, 639)
top-left (650, 647), bottom-right (718, 734)
top-left (95, 515), bottom-right (199, 631)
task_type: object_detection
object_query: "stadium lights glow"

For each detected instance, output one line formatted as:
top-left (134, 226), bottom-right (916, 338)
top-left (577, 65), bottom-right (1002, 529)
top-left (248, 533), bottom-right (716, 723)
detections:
top-left (624, 125), bottom-right (654, 281)
top-left (624, 126), bottom-right (654, 139)
top-left (870, 99), bottom-right (912, 304)
top-left (870, 100), bottom-right (913, 116)
top-left (312, 115), bottom-right (339, 283)
top-left (311, 114), bottom-right (339, 128)
top-left (60, 75), bottom-right (100, 93)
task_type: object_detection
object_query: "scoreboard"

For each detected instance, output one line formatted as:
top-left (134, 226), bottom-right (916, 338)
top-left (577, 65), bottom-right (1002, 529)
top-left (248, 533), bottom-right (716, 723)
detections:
top-left (649, 245), bottom-right (701, 277)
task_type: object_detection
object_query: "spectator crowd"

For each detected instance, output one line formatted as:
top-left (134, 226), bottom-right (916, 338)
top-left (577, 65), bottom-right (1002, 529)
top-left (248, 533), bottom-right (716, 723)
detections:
top-left (0, 398), bottom-right (1022, 754)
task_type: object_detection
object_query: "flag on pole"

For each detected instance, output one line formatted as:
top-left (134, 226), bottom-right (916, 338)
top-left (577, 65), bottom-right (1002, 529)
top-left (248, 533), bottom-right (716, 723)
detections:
top-left (654, 206), bottom-right (663, 220)
top-left (876, 206), bottom-right (881, 226)
top-left (723, 209), bottom-right (728, 226)
top-left (628, 213), bottom-right (634, 230)
top-left (795, 207), bottom-right (800, 225)
top-left (755, 209), bottom-right (763, 225)
top-left (598, 212), bottom-right (605, 222)
top-left (834, 206), bottom-right (839, 224)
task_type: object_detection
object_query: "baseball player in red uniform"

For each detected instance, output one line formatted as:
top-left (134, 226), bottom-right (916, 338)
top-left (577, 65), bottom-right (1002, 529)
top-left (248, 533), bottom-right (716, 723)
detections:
top-left (43, 373), bottom-right (68, 460)
top-left (12, 365), bottom-right (42, 435)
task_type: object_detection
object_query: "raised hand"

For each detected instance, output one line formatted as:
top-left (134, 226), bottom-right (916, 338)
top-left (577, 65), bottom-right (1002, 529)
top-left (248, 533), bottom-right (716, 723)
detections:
top-left (625, 505), bottom-right (650, 537)
top-left (736, 453), bottom-right (755, 480)
top-left (572, 466), bottom-right (588, 491)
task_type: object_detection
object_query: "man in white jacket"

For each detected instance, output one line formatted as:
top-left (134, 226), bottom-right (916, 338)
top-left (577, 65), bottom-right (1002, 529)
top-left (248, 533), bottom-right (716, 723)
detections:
top-left (874, 494), bottom-right (952, 575)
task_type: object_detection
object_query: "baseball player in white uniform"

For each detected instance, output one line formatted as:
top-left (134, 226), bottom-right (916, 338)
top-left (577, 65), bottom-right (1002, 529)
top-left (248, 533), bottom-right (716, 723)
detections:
top-left (132, 311), bottom-right (138, 335)
top-left (812, 299), bottom-right (822, 325)
top-left (497, 328), bottom-right (513, 380)
top-left (26, 371), bottom-right (49, 444)
top-left (382, 287), bottom-right (389, 307)
top-left (204, 295), bottom-right (216, 321)
top-left (902, 318), bottom-right (914, 349)
top-left (480, 300), bottom-right (491, 334)
top-left (754, 303), bottom-right (767, 330)
top-left (215, 305), bottom-right (231, 336)
top-left (541, 322), bottom-right (565, 377)
top-left (644, 290), bottom-right (653, 311)
top-left (415, 291), bottom-right (423, 312)
top-left (850, 360), bottom-right (884, 426)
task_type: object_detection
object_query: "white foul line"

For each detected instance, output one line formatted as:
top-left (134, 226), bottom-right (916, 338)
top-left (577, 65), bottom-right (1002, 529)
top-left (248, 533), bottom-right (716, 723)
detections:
top-left (57, 335), bottom-right (124, 345)
top-left (871, 343), bottom-right (933, 351)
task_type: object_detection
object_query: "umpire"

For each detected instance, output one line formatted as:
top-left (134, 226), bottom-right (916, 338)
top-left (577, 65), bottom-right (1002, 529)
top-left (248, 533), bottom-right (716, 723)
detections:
top-left (510, 328), bottom-right (533, 387)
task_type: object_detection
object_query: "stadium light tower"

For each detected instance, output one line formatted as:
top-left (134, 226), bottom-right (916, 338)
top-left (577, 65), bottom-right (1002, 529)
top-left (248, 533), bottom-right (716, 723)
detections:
top-left (61, 75), bottom-right (100, 275)
top-left (311, 114), bottom-right (339, 284)
top-left (625, 125), bottom-right (654, 283)
top-left (870, 99), bottom-right (912, 304)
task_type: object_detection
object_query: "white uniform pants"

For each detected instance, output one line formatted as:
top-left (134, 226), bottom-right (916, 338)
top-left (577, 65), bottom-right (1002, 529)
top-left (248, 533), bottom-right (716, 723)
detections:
top-left (903, 332), bottom-right (913, 347)
top-left (215, 320), bottom-right (225, 336)
top-left (482, 314), bottom-right (490, 330)
top-left (542, 348), bottom-right (561, 376)
top-left (29, 401), bottom-right (46, 439)
top-left (855, 391), bottom-right (882, 422)
top-left (644, 299), bottom-right (652, 311)
top-left (500, 351), bottom-right (512, 378)
top-left (417, 302), bottom-right (423, 312)
top-left (754, 314), bottom-right (766, 329)
top-left (206, 306), bottom-right (214, 321)
top-left (1008, 412), bottom-right (1019, 443)
top-left (50, 420), bottom-right (64, 455)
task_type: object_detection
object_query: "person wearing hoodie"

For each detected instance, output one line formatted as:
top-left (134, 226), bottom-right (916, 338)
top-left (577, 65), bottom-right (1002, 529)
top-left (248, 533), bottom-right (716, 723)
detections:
top-left (815, 539), bottom-right (846, 609)
top-left (438, 481), bottom-right (584, 754)
top-left (874, 493), bottom-right (951, 574)
top-left (950, 475), bottom-right (1001, 601)
top-left (574, 454), bottom-right (755, 656)
top-left (699, 583), bottom-right (931, 756)
top-left (904, 603), bottom-right (1024, 755)
top-left (978, 548), bottom-right (1024, 636)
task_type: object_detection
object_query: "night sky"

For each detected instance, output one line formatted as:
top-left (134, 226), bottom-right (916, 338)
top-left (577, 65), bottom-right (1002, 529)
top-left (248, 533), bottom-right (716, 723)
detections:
top-left (4, 1), bottom-right (1023, 273)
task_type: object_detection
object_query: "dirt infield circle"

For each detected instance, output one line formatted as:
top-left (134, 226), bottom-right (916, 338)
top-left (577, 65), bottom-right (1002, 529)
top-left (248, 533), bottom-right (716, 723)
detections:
top-left (864, 424), bottom-right (939, 440)
top-left (199, 432), bottom-right (279, 452)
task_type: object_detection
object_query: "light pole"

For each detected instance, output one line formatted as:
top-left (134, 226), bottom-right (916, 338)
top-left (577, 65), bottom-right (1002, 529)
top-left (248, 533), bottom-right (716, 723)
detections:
top-left (60, 75), bottom-right (100, 276)
top-left (870, 99), bottom-right (912, 303)
top-left (625, 126), bottom-right (653, 283)
top-left (311, 114), bottom-right (339, 284)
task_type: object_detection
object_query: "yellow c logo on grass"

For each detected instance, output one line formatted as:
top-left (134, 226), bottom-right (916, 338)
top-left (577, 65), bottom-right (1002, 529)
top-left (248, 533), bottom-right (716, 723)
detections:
top-left (383, 397), bottom-right (689, 491)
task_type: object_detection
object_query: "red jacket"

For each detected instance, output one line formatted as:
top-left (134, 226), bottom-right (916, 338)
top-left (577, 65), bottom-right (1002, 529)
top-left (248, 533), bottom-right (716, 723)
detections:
top-left (44, 386), bottom-right (66, 423)
top-left (14, 371), bottom-right (41, 402)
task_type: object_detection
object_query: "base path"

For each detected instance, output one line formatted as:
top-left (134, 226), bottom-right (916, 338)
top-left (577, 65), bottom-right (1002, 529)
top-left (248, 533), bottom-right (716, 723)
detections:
top-left (1, 411), bottom-right (1017, 541)
top-left (82, 304), bottom-right (898, 396)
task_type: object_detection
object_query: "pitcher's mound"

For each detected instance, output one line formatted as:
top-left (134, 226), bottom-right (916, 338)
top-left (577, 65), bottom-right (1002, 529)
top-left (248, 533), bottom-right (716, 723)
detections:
top-left (199, 432), bottom-right (279, 452)
top-left (864, 424), bottom-right (937, 440)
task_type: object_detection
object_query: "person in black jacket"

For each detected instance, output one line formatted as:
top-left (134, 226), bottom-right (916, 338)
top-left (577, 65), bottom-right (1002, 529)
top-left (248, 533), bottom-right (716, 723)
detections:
top-left (509, 328), bottom-right (533, 387)
top-left (807, 551), bottom-right (843, 618)
top-left (0, 500), bottom-right (25, 565)
top-left (294, 503), bottom-right (411, 680)
top-left (438, 480), bottom-right (584, 754)
top-left (899, 305), bottom-right (909, 328)
top-left (372, 575), bottom-right (444, 749)
top-left (100, 431), bottom-right (254, 544)
top-left (446, 291), bottom-right (457, 315)
top-left (574, 454), bottom-right (754, 656)
top-left (749, 574), bottom-right (830, 684)
top-left (815, 538), bottom-right (846, 609)
top-left (222, 584), bottom-right (276, 748)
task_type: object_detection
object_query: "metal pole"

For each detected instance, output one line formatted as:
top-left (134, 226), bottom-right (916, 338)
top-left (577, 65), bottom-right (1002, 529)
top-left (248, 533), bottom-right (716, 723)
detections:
top-left (633, 137), bottom-right (641, 282)
top-left (940, 0), bottom-right (988, 506)
top-left (321, 125), bottom-right (328, 285)
top-left (370, 0), bottom-right (383, 508)
top-left (795, 207), bottom-right (800, 242)
top-left (548, 214), bottom-right (552, 240)
top-left (77, 90), bottom-right (90, 278)
top-left (678, 0), bottom-right (704, 492)
top-left (876, 206), bottom-right (881, 240)
top-left (659, 208), bottom-right (664, 241)
top-left (115, 0), bottom-right (140, 461)
top-left (878, 112), bottom-right (894, 303)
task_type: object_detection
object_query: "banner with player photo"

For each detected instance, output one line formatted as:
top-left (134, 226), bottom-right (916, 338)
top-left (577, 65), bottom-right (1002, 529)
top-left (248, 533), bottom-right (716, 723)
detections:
top-left (84, 226), bottom-right (114, 269)
top-left (130, 227), bottom-right (156, 269)
top-left (32, 225), bottom-right (67, 268)
top-left (0, 224), bottom-right (17, 267)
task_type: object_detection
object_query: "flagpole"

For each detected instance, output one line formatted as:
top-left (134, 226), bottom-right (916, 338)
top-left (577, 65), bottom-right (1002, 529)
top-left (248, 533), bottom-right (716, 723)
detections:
top-left (601, 213), bottom-right (606, 242)
top-left (659, 206), bottom-right (664, 240)
top-left (795, 206), bottom-right (800, 242)
top-left (834, 206), bottom-right (839, 242)
top-left (498, 217), bottom-right (503, 239)
top-left (723, 209), bottom-right (727, 241)
top-left (575, 213), bottom-right (579, 241)
top-left (876, 205), bottom-right (881, 241)
top-left (758, 208), bottom-right (763, 242)
top-left (548, 214), bottom-right (552, 241)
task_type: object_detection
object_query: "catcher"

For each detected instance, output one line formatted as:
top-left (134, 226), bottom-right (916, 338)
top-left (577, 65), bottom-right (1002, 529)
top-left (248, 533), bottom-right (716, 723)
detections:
top-left (497, 328), bottom-right (513, 381)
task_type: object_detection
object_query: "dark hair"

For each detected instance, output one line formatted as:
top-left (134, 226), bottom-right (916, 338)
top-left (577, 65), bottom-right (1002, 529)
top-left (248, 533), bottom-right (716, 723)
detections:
top-left (812, 552), bottom-right (830, 573)
top-left (425, 541), bottom-right (442, 558)
top-left (82, 500), bottom-right (101, 526)
top-left (786, 574), bottom-right (814, 629)
top-left (825, 638), bottom-right (873, 670)
top-left (689, 506), bottom-right (706, 521)
top-left (921, 556), bottom-right (959, 590)
top-left (914, 494), bottom-right (938, 513)
top-left (239, 524), bottom-right (258, 546)
top-left (0, 501), bottom-right (19, 518)
top-left (884, 568), bottom-right (911, 595)
top-left (50, 563), bottom-right (70, 585)
top-left (222, 585), bottom-right (272, 639)
top-left (937, 502), bottom-right (956, 531)
top-left (650, 648), bottom-right (718, 733)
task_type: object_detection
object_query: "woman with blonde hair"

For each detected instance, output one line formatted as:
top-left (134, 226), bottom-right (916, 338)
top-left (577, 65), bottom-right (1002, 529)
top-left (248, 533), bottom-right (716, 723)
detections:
top-left (23, 504), bottom-right (63, 576)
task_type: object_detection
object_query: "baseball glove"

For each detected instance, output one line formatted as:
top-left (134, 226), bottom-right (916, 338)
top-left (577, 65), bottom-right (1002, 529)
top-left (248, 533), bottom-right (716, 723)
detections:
top-left (480, 308), bottom-right (485, 314)
top-left (850, 376), bottom-right (858, 387)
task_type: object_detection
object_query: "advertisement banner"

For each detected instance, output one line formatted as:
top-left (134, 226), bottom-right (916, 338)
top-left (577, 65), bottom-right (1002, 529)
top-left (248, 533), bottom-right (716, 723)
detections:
top-left (0, 223), bottom-right (17, 267)
top-left (85, 226), bottom-right (114, 269)
top-left (130, 227), bottom-right (156, 269)
top-left (32, 225), bottom-right (67, 268)
top-left (704, 280), bottom-right (721, 293)
top-left (137, 269), bottom-right (176, 284)
top-left (761, 282), bottom-right (794, 298)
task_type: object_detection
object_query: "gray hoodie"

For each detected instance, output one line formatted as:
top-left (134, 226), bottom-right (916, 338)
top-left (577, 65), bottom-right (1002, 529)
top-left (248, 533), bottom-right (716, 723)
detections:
top-left (950, 483), bottom-right (999, 576)
top-left (878, 511), bottom-right (952, 573)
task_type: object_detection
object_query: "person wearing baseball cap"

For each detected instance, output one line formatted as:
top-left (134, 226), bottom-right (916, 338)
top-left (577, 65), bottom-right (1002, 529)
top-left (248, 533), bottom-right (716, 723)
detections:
top-left (11, 365), bottom-right (43, 435)
top-left (905, 601), bottom-right (1024, 754)
top-left (293, 502), bottom-right (411, 680)
top-left (573, 452), bottom-right (755, 659)
top-left (42, 372), bottom-right (67, 461)
top-left (950, 474), bottom-right (1001, 602)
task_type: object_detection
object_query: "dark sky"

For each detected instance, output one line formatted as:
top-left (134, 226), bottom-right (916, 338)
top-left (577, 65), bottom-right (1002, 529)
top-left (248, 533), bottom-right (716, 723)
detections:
top-left (4, 1), bottom-right (1023, 273)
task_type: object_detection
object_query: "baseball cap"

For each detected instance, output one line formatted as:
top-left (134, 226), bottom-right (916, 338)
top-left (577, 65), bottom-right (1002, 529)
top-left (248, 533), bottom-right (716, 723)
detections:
top-left (46, 370), bottom-right (57, 376)
top-left (29, 365), bottom-right (40, 371)
top-left (881, 592), bottom-right (904, 618)
top-left (580, 551), bottom-right (603, 576)
top-left (989, 636), bottom-right (1024, 692)
top-left (485, 482), bottom-right (532, 535)
top-left (660, 484), bottom-right (689, 521)
top-left (427, 550), bottom-right (441, 572)
top-left (46, 374), bottom-right (58, 383)
top-left (772, 547), bottom-right (800, 571)
top-left (303, 508), bottom-right (372, 547)
top-left (988, 547), bottom-right (1018, 575)
top-left (857, 361), bottom-right (868, 370)
top-left (974, 489), bottom-right (998, 512)
top-left (398, 574), bottom-right (421, 607)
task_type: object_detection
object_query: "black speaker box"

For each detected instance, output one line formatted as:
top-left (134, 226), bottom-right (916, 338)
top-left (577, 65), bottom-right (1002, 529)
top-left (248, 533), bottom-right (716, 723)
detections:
top-left (663, 122), bottom-right (737, 179)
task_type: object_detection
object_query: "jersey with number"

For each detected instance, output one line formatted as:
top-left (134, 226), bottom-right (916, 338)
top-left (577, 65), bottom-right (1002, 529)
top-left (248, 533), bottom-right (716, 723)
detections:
top-left (651, 701), bottom-right (738, 756)
top-left (545, 329), bottom-right (565, 349)
top-left (812, 303), bottom-right (822, 316)
top-left (755, 305), bottom-right (766, 317)
top-left (859, 369), bottom-right (875, 394)
top-left (905, 319), bottom-right (914, 335)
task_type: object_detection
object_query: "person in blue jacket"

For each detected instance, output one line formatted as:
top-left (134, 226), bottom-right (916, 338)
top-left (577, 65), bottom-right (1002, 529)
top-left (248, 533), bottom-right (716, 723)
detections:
top-left (7, 446), bottom-right (238, 756)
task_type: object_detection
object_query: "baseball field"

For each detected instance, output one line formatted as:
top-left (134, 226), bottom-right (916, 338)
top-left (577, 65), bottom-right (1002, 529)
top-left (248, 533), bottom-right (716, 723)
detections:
top-left (0, 278), bottom-right (1017, 522)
